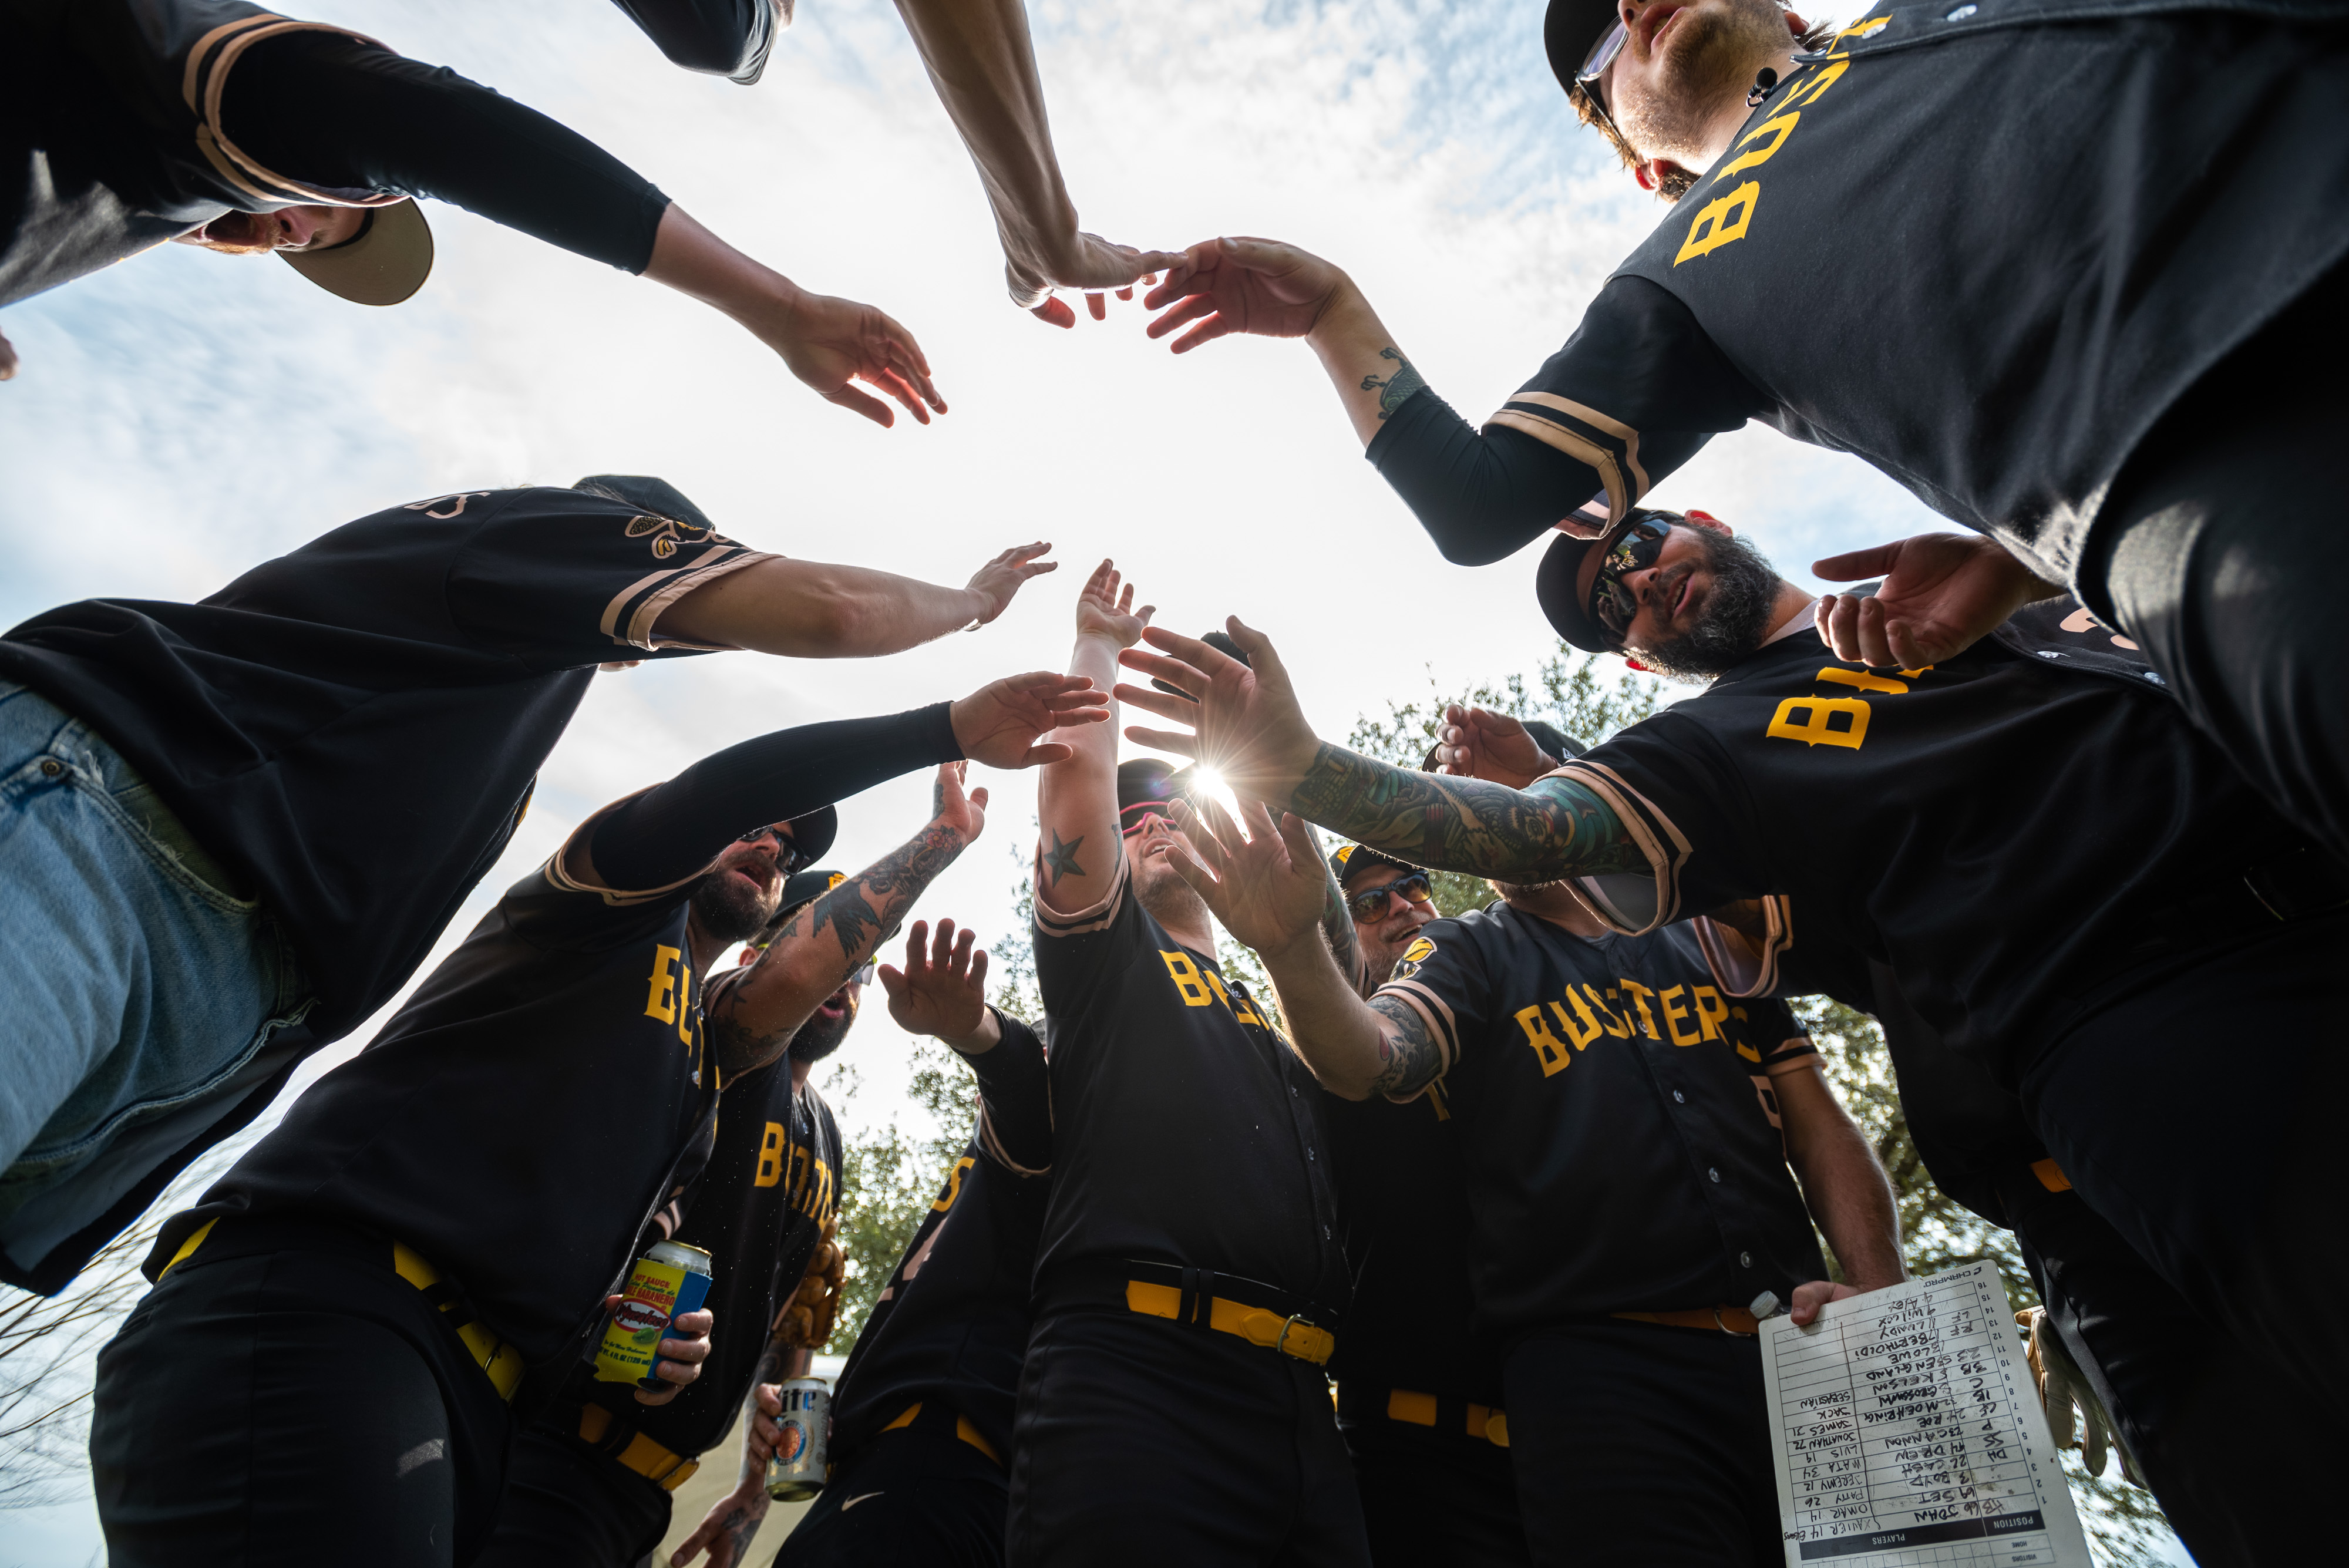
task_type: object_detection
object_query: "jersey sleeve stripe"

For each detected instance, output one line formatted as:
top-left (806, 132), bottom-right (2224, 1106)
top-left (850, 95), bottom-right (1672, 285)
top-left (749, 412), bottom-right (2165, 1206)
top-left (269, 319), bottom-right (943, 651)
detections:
top-left (1764, 1039), bottom-right (1823, 1076)
top-left (1692, 894), bottom-right (1793, 1000)
top-left (1031, 853), bottom-right (1128, 938)
top-left (541, 787), bottom-right (713, 906)
top-left (1483, 391), bottom-right (1652, 528)
top-left (1549, 759), bottom-right (1694, 935)
top-left (598, 546), bottom-right (778, 651)
top-left (1373, 980), bottom-right (1462, 1080)
top-left (976, 1104), bottom-right (1051, 1177)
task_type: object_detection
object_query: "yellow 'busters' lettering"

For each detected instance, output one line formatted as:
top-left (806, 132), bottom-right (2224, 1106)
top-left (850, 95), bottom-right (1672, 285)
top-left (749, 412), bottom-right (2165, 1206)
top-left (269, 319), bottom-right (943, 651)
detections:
top-left (1767, 695), bottom-right (1871, 749)
top-left (1514, 1004), bottom-right (1573, 1076)
top-left (1693, 985), bottom-right (1731, 1043)
top-left (1587, 985), bottom-right (1631, 1038)
top-left (644, 945), bottom-right (682, 1024)
top-left (1552, 988), bottom-right (1606, 1052)
top-left (677, 963), bottom-right (695, 1046)
top-left (1660, 985), bottom-right (1704, 1047)
top-left (1712, 113), bottom-right (1800, 184)
top-left (1818, 667), bottom-right (1909, 696)
top-left (1674, 181), bottom-right (1759, 265)
top-left (932, 1155), bottom-right (976, 1213)
top-left (1161, 951), bottom-right (1214, 1007)
top-left (1618, 980), bottom-right (1661, 1039)
top-left (1785, 58), bottom-right (1849, 107)
top-left (755, 1122), bottom-right (785, 1187)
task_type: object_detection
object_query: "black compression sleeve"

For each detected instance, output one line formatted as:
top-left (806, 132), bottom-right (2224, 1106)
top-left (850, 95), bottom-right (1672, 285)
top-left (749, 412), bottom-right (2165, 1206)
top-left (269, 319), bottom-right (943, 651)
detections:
top-left (1364, 386), bottom-right (1603, 567)
top-left (221, 32), bottom-right (671, 273)
top-left (591, 704), bottom-right (963, 891)
top-left (970, 1010), bottom-right (1052, 1173)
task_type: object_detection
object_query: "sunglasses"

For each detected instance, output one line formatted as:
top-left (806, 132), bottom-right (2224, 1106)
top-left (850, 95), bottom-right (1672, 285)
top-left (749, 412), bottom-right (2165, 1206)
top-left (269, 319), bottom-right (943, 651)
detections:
top-left (1577, 16), bottom-right (1631, 82)
top-left (1120, 804), bottom-right (1177, 836)
top-left (1587, 516), bottom-right (1675, 647)
top-left (849, 960), bottom-right (876, 986)
top-left (736, 823), bottom-right (807, 869)
top-left (1347, 872), bottom-right (1433, 921)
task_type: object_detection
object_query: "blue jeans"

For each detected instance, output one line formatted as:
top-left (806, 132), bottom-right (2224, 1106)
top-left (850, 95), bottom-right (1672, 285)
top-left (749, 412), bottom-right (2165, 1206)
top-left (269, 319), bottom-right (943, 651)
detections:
top-left (0, 683), bottom-right (311, 1277)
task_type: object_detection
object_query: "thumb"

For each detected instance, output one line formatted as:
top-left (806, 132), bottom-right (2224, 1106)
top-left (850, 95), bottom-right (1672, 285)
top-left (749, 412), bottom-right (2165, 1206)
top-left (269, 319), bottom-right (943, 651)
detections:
top-left (1276, 810), bottom-right (1321, 869)
top-left (875, 965), bottom-right (907, 1001)
top-left (1812, 543), bottom-right (1902, 581)
top-left (1225, 615), bottom-right (1288, 687)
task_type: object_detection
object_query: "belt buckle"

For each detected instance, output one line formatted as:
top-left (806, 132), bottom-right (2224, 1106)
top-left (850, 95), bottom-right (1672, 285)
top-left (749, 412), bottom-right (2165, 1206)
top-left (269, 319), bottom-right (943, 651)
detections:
top-left (1274, 1313), bottom-right (1307, 1359)
top-left (1713, 1307), bottom-right (1756, 1338)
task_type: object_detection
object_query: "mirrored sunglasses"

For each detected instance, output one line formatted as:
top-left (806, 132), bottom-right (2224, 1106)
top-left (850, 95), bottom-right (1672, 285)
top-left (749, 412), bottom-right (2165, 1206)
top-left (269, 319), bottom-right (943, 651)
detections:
top-left (1587, 516), bottom-right (1675, 646)
top-left (1347, 872), bottom-right (1434, 921)
top-left (1578, 16), bottom-right (1631, 81)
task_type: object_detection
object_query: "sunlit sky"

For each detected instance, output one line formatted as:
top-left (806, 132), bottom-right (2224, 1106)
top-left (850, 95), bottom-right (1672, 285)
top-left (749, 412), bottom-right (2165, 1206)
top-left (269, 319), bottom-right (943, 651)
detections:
top-left (0, 0), bottom-right (2023, 1554)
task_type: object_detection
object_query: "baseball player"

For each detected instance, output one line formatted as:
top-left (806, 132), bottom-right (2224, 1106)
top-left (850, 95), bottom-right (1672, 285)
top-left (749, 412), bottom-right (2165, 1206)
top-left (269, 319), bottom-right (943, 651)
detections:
top-left (0, 472), bottom-right (1062, 1295)
top-left (1139, 0), bottom-right (2349, 862)
top-left (1685, 894), bottom-right (2327, 1568)
top-left (1112, 516), bottom-right (2349, 1435)
top-left (748, 917), bottom-right (1054, 1568)
top-left (1011, 561), bottom-right (1364, 1566)
top-left (474, 866), bottom-right (860, 1568)
top-left (1167, 784), bottom-right (1903, 1566)
top-left (85, 701), bottom-right (1045, 1567)
top-left (1319, 840), bottom-right (1527, 1567)
top-left (3, 0), bottom-right (940, 423)
top-left (607, 0), bottom-right (1178, 328)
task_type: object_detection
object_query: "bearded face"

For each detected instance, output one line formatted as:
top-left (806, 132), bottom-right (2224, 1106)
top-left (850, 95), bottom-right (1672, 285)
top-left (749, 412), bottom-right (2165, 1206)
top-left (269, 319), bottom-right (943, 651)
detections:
top-left (1631, 524), bottom-right (1785, 681)
top-left (787, 982), bottom-right (862, 1065)
top-left (1610, 0), bottom-right (1800, 175)
top-left (690, 862), bottom-right (777, 947)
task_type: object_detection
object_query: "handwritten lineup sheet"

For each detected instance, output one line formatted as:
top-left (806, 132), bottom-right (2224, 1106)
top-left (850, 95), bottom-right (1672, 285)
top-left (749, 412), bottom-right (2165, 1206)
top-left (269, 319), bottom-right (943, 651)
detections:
top-left (1761, 1262), bottom-right (2090, 1568)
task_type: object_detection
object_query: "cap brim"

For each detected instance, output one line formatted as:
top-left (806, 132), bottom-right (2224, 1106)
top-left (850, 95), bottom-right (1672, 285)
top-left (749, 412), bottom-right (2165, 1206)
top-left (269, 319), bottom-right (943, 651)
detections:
top-left (783, 805), bottom-right (838, 867)
top-left (279, 200), bottom-right (432, 307)
top-left (1546, 0), bottom-right (1624, 94)
top-left (1537, 530), bottom-right (1617, 652)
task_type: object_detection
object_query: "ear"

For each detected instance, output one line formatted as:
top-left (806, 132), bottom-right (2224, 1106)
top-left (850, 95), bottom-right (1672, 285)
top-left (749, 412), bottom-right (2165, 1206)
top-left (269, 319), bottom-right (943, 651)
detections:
top-left (1682, 508), bottom-right (1734, 537)
top-left (1784, 11), bottom-right (1810, 39)
top-left (1635, 159), bottom-right (1687, 193)
top-left (1623, 655), bottom-right (1651, 672)
top-left (737, 946), bottom-right (760, 968)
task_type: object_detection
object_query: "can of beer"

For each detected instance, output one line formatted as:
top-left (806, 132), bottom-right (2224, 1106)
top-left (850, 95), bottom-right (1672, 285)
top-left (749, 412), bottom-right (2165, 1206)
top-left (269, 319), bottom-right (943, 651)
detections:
top-left (763, 1378), bottom-right (830, 1501)
top-left (593, 1240), bottom-right (714, 1389)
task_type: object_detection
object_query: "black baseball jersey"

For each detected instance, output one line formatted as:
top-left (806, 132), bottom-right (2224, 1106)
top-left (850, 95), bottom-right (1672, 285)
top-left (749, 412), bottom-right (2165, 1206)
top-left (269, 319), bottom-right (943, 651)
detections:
top-left (1375, 913), bottom-right (1825, 1345)
top-left (829, 1012), bottom-right (1050, 1469)
top-left (0, 484), bottom-right (768, 1045)
top-left (1559, 598), bottom-right (2300, 1086)
top-left (616, 1039), bottom-right (842, 1458)
top-left (1375, 0), bottom-right (2349, 586)
top-left (1320, 1080), bottom-right (1503, 1407)
top-left (1032, 859), bottom-right (1348, 1315)
top-left (149, 806), bottom-right (725, 1414)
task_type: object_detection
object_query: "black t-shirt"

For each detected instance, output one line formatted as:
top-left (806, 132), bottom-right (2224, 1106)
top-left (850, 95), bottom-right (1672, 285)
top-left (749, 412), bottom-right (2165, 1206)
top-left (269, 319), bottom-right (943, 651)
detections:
top-left (1376, 912), bottom-right (1824, 1346)
top-left (1320, 1077), bottom-right (1503, 1407)
top-left (0, 484), bottom-right (770, 1042)
top-left (1032, 860), bottom-right (1348, 1316)
top-left (1373, 1), bottom-right (2349, 585)
top-left (616, 1040), bottom-right (843, 1458)
top-left (150, 816), bottom-right (727, 1414)
top-left (830, 1015), bottom-right (1054, 1471)
top-left (1558, 600), bottom-right (2297, 1085)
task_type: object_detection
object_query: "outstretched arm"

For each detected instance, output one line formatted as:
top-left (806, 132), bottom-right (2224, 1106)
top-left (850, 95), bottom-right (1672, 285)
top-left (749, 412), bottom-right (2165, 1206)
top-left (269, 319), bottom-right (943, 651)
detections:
top-left (1776, 1063), bottom-right (1906, 1310)
top-left (1034, 561), bottom-right (1153, 918)
top-left (891, 0), bottom-right (1179, 322)
top-left (659, 544), bottom-right (1056, 656)
top-left (1113, 621), bottom-right (1648, 883)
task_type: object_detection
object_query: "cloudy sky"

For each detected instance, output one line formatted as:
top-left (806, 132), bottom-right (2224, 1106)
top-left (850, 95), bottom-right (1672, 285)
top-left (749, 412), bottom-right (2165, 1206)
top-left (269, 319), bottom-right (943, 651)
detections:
top-left (0, 0), bottom-right (1999, 1554)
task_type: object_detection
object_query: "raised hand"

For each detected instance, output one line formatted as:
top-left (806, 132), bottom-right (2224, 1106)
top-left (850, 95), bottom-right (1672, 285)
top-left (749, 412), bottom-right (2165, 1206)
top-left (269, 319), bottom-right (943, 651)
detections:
top-left (877, 918), bottom-right (996, 1048)
top-left (949, 672), bottom-right (1110, 768)
top-left (1167, 796), bottom-right (1330, 961)
top-left (1812, 533), bottom-right (2062, 668)
top-left (928, 761), bottom-right (991, 847)
top-left (1142, 237), bottom-right (1350, 354)
top-left (1113, 618), bottom-right (1324, 806)
top-left (766, 288), bottom-right (947, 428)
top-left (1073, 559), bottom-right (1155, 649)
top-left (1433, 705), bottom-right (1559, 788)
top-left (968, 543), bottom-right (1057, 626)
top-left (1018, 233), bottom-right (1179, 327)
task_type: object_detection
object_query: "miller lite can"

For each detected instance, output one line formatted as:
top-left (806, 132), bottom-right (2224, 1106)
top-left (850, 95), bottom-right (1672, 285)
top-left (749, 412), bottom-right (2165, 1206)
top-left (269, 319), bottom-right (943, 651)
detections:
top-left (764, 1378), bottom-right (830, 1501)
top-left (593, 1240), bottom-right (714, 1389)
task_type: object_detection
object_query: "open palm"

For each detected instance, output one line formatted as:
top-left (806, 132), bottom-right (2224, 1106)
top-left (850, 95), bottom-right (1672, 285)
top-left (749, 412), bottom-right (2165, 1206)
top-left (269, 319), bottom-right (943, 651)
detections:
top-left (1813, 533), bottom-right (2059, 668)
top-left (772, 291), bottom-right (946, 428)
top-left (1142, 237), bottom-right (1347, 354)
top-left (1171, 797), bottom-right (1328, 959)
top-left (1073, 558), bottom-right (1155, 648)
top-left (948, 674), bottom-right (1108, 769)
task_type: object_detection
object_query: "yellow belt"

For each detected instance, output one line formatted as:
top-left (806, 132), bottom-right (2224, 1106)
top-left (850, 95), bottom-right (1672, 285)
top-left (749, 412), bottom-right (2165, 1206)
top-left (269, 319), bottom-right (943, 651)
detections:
top-left (881, 1401), bottom-right (1002, 1466)
top-left (1381, 1388), bottom-right (1510, 1448)
top-left (1124, 1279), bottom-right (1337, 1366)
top-left (577, 1404), bottom-right (700, 1490)
top-left (160, 1219), bottom-right (523, 1402)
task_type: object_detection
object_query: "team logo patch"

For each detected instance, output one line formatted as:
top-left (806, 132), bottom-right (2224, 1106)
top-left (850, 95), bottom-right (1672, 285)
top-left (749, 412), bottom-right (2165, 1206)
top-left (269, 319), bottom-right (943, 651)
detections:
top-left (626, 512), bottom-right (731, 560)
top-left (1389, 935), bottom-right (1437, 982)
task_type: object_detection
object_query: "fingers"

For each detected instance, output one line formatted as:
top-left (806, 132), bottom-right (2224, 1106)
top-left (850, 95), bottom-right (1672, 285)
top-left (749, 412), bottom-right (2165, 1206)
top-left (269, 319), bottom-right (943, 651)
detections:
top-left (1170, 799), bottom-right (1234, 872)
top-left (1031, 297), bottom-right (1076, 330)
top-left (866, 366), bottom-right (933, 426)
top-left (874, 964), bottom-right (907, 1002)
top-left (930, 917), bottom-right (958, 972)
top-left (1167, 316), bottom-right (1237, 355)
top-left (1143, 293), bottom-right (1220, 342)
top-left (1223, 618), bottom-right (1287, 686)
top-left (1087, 291), bottom-right (1107, 321)
top-left (967, 947), bottom-right (988, 991)
top-left (1116, 646), bottom-right (1206, 698)
top-left (1018, 742), bottom-right (1076, 766)
top-left (1787, 1279), bottom-right (1858, 1327)
top-left (907, 919), bottom-right (930, 974)
top-left (1277, 810), bottom-right (1321, 868)
top-left (755, 1385), bottom-right (783, 1416)
top-left (1812, 542), bottom-right (1900, 581)
top-left (1121, 725), bottom-right (1202, 758)
top-left (1141, 622), bottom-right (1248, 678)
top-left (1111, 680), bottom-right (1204, 725)
top-left (824, 383), bottom-right (896, 428)
top-left (1081, 557), bottom-right (1117, 600)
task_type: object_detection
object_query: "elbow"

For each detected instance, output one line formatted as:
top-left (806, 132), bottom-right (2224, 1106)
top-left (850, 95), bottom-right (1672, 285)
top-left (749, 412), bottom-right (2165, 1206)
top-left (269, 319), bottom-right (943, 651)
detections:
top-left (800, 590), bottom-right (891, 657)
top-left (1428, 526), bottom-right (1520, 569)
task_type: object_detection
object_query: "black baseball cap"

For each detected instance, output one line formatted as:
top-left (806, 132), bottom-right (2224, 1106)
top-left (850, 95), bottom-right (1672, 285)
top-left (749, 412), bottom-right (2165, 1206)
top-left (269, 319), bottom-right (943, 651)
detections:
top-left (778, 805), bottom-right (838, 867)
top-left (1536, 507), bottom-right (1690, 653)
top-left (571, 475), bottom-right (722, 537)
top-left (1117, 757), bottom-right (1189, 830)
top-left (1328, 842), bottom-right (1422, 887)
top-left (1150, 628), bottom-right (1250, 701)
top-left (776, 869), bottom-right (845, 922)
top-left (1545, 0), bottom-right (1624, 95)
top-left (279, 198), bottom-right (433, 306)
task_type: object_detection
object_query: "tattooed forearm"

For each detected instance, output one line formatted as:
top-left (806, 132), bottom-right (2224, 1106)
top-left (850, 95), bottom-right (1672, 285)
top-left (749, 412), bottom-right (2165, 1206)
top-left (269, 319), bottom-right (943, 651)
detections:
top-left (1317, 867), bottom-right (1364, 994)
top-left (1288, 742), bottom-right (1650, 880)
top-left (812, 822), bottom-right (964, 964)
top-left (1040, 830), bottom-right (1085, 890)
top-left (1359, 346), bottom-right (1427, 420)
top-left (1367, 994), bottom-right (1445, 1098)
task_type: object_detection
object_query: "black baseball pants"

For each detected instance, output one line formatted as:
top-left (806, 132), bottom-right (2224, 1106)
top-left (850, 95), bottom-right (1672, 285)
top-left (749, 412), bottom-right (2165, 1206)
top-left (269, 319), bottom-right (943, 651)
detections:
top-left (2085, 257), bottom-right (2349, 863)
top-left (1336, 1393), bottom-right (1529, 1567)
top-left (90, 1227), bottom-right (511, 1568)
top-left (772, 1425), bottom-right (1008, 1567)
top-left (1503, 1319), bottom-right (1779, 1567)
top-left (2024, 913), bottom-right (2349, 1425)
top-left (470, 1419), bottom-right (672, 1568)
top-left (1006, 1304), bottom-right (1371, 1567)
top-left (2007, 1180), bottom-right (2335, 1568)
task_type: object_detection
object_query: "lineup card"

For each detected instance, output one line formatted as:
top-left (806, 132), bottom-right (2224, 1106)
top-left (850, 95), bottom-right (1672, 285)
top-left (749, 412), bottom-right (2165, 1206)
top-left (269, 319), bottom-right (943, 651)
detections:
top-left (1761, 1261), bottom-right (2091, 1567)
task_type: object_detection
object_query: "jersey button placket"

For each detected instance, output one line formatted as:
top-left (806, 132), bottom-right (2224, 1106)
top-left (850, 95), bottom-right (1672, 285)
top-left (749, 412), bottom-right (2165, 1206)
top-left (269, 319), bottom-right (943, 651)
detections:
top-left (1708, 1167), bottom-right (1721, 1183)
